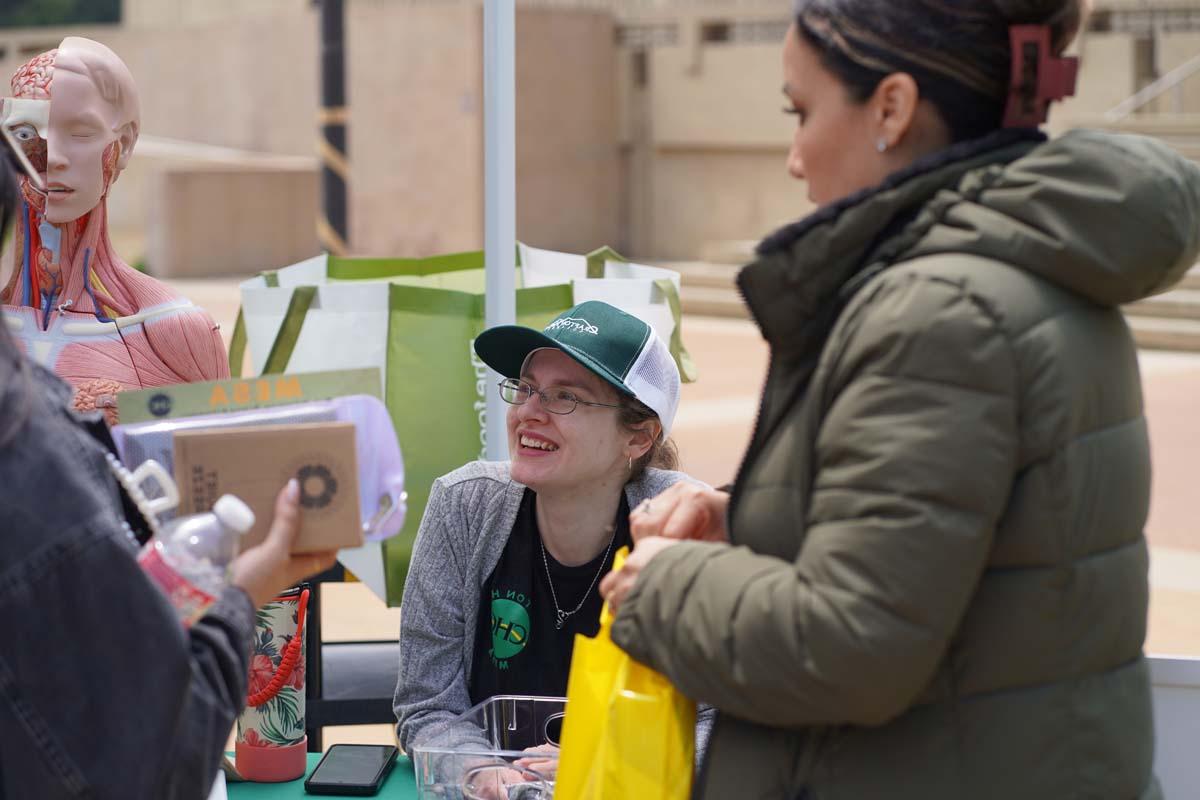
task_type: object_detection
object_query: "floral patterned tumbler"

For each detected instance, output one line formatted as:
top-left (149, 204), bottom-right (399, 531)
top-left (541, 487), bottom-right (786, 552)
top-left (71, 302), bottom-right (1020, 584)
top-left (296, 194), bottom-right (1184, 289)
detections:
top-left (235, 586), bottom-right (310, 782)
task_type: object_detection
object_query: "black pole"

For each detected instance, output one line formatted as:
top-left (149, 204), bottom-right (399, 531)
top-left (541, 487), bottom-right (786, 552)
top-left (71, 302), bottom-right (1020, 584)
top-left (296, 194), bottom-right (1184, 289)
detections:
top-left (304, 562), bottom-right (345, 753)
top-left (304, 578), bottom-right (324, 753)
top-left (319, 0), bottom-right (348, 255)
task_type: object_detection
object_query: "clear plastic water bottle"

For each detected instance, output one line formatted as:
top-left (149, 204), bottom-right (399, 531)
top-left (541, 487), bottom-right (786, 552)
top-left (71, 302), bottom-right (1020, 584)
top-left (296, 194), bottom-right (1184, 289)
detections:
top-left (137, 495), bottom-right (255, 627)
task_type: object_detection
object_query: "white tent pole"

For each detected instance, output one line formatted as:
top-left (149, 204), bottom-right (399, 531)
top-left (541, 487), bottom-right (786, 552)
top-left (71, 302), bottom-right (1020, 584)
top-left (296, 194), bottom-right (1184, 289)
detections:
top-left (484, 0), bottom-right (516, 462)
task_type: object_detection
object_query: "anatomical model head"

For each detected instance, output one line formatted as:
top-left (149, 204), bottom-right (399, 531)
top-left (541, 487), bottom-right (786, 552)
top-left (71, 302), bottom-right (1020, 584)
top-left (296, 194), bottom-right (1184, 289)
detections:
top-left (6, 38), bottom-right (139, 224)
top-left (0, 38), bottom-right (229, 418)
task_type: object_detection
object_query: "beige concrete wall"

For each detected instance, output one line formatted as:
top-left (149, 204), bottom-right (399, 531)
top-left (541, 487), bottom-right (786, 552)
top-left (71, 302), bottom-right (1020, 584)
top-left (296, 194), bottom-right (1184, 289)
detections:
top-left (0, 26), bottom-right (119, 76)
top-left (619, 51), bottom-right (652, 256)
top-left (0, 16), bottom-right (320, 157)
top-left (1057, 33), bottom-right (1138, 123)
top-left (147, 166), bottom-right (320, 278)
top-left (515, 9), bottom-right (620, 253)
top-left (345, 3), bottom-right (620, 257)
top-left (105, 138), bottom-right (317, 257)
top-left (624, 33), bottom-right (804, 260)
top-left (1159, 33), bottom-right (1200, 114)
top-left (646, 148), bottom-right (810, 261)
top-left (123, 14), bottom-right (319, 157)
top-left (0, 4), bottom-right (617, 263)
top-left (5, 0), bottom-right (1199, 268)
top-left (345, 1), bottom-right (484, 256)
top-left (1097, 0), bottom-right (1200, 9)
top-left (122, 0), bottom-right (307, 30)
top-left (650, 42), bottom-right (791, 147)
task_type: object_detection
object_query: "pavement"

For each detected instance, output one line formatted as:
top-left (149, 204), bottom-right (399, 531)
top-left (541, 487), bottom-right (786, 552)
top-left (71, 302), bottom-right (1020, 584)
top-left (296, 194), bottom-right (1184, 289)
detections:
top-left (171, 276), bottom-right (1200, 746)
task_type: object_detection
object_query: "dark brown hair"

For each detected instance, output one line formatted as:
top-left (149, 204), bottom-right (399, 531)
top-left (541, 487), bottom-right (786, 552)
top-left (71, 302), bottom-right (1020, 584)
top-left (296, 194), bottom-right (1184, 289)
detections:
top-left (0, 155), bottom-right (29, 447)
top-left (793, 0), bottom-right (1085, 140)
top-left (618, 394), bottom-right (678, 482)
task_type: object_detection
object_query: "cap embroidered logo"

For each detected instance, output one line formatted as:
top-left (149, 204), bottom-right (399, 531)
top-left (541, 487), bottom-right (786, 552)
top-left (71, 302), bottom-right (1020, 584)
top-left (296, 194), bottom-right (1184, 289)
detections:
top-left (545, 317), bottom-right (599, 335)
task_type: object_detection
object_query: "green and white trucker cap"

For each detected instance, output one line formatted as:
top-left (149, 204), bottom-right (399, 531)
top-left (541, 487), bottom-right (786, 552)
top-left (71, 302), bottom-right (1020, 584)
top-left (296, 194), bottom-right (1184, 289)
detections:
top-left (473, 300), bottom-right (681, 435)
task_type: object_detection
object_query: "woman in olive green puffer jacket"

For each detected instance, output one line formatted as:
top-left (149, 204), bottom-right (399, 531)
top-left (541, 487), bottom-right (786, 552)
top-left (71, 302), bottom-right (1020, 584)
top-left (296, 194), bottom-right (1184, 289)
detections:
top-left (599, 2), bottom-right (1199, 798)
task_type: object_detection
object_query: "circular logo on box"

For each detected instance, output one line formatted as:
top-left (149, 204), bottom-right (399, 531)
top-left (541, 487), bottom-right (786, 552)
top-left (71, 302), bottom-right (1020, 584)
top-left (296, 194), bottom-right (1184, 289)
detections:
top-left (296, 464), bottom-right (337, 509)
top-left (147, 393), bottom-right (172, 418)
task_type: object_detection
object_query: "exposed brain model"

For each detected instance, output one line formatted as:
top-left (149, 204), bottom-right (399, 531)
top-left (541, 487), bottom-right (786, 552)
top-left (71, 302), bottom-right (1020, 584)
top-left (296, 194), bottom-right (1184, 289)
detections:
top-left (0, 38), bottom-right (229, 422)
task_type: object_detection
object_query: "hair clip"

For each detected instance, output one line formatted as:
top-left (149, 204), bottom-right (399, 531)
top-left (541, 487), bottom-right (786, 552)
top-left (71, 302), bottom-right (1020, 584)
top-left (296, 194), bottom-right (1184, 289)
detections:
top-left (1002, 24), bottom-right (1079, 128)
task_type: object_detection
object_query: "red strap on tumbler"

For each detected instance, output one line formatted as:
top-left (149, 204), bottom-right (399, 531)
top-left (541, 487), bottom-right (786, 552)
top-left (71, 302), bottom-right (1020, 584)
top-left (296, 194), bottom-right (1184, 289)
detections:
top-left (246, 588), bottom-right (310, 708)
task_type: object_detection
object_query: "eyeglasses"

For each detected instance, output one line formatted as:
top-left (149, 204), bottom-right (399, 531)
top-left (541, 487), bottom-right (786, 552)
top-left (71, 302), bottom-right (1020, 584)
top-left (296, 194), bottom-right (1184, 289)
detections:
top-left (497, 378), bottom-right (622, 415)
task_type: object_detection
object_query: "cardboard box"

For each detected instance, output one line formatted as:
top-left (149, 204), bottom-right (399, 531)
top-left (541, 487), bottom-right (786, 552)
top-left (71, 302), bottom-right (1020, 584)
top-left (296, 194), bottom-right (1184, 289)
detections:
top-left (173, 422), bottom-right (363, 553)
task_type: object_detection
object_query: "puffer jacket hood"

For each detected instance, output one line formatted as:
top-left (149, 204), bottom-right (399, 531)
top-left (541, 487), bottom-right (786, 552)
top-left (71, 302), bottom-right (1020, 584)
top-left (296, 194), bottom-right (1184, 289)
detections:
top-left (903, 129), bottom-right (1200, 306)
top-left (742, 129), bottom-right (1200, 353)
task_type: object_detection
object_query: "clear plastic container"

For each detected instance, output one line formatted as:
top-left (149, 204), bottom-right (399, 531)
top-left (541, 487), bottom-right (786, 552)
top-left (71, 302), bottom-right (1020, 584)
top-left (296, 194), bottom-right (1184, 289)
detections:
top-left (137, 494), bottom-right (255, 626)
top-left (409, 695), bottom-right (566, 800)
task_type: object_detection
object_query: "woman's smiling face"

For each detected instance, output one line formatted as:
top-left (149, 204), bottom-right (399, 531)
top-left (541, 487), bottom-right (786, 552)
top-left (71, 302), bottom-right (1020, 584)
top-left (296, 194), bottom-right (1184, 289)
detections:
top-left (506, 348), bottom-right (632, 493)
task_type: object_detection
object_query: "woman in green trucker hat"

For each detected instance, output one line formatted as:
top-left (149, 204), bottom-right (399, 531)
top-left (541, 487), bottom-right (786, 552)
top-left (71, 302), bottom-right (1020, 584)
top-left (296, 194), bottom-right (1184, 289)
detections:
top-left (393, 300), bottom-right (707, 768)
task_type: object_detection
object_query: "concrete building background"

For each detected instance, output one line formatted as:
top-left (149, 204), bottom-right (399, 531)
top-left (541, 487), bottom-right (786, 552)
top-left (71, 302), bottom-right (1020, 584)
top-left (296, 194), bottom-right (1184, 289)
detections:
top-left (4, 0), bottom-right (1200, 762)
top-left (617, 0), bottom-right (1200, 260)
top-left (0, 0), bottom-right (1198, 273)
top-left (0, 0), bottom-right (620, 277)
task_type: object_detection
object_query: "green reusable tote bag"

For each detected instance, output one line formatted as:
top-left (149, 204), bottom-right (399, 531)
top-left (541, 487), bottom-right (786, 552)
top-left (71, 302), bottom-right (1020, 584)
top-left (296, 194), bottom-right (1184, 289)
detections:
top-left (377, 271), bottom-right (571, 606)
top-left (232, 251), bottom-right (572, 605)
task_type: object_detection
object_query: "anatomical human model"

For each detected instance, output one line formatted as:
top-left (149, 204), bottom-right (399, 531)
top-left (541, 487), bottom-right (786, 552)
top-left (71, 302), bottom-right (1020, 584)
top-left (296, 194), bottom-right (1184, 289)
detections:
top-left (0, 38), bottom-right (229, 423)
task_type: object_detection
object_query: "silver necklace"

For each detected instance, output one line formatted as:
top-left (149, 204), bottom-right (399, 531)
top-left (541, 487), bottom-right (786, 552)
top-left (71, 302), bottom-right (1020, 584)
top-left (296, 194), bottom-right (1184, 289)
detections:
top-left (539, 525), bottom-right (617, 630)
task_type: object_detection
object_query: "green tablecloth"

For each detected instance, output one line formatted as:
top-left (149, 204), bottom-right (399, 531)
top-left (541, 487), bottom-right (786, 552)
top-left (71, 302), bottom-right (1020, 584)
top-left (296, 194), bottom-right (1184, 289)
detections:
top-left (225, 753), bottom-right (417, 799)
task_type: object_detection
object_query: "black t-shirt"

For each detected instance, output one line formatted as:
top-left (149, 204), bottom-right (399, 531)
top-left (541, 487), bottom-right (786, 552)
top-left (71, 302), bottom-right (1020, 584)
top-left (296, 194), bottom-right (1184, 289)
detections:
top-left (468, 489), bottom-right (632, 704)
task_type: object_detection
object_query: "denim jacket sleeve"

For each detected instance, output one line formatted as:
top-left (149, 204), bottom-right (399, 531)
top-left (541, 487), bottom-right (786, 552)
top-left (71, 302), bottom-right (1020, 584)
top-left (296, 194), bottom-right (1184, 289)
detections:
top-left (0, 367), bottom-right (257, 799)
top-left (0, 512), bottom-right (257, 799)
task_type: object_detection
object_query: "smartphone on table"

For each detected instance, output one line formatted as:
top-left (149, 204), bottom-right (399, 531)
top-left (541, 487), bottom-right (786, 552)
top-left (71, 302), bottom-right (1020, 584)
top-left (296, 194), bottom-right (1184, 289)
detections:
top-left (304, 744), bottom-right (398, 796)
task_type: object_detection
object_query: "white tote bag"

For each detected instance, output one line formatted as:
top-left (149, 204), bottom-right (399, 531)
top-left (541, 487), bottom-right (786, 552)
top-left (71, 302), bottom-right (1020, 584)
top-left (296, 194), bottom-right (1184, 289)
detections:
top-left (518, 243), bottom-right (697, 382)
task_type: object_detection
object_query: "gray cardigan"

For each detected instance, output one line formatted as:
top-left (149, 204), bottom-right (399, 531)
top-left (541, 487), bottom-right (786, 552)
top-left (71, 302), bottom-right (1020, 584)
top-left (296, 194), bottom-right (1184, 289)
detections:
top-left (393, 459), bottom-right (709, 754)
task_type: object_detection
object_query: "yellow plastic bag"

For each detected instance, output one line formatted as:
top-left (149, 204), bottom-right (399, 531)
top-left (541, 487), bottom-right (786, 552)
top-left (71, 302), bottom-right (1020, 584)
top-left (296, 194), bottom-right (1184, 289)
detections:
top-left (555, 548), bottom-right (695, 799)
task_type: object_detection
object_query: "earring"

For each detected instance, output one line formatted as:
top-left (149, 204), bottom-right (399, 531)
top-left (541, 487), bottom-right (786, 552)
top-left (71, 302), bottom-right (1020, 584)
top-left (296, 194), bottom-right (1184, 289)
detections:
top-left (628, 456), bottom-right (633, 472)
top-left (876, 137), bottom-right (889, 154)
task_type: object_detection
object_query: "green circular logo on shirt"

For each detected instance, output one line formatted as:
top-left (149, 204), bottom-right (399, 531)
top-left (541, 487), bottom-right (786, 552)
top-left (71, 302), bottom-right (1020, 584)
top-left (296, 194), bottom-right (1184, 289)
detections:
top-left (490, 598), bottom-right (531, 660)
